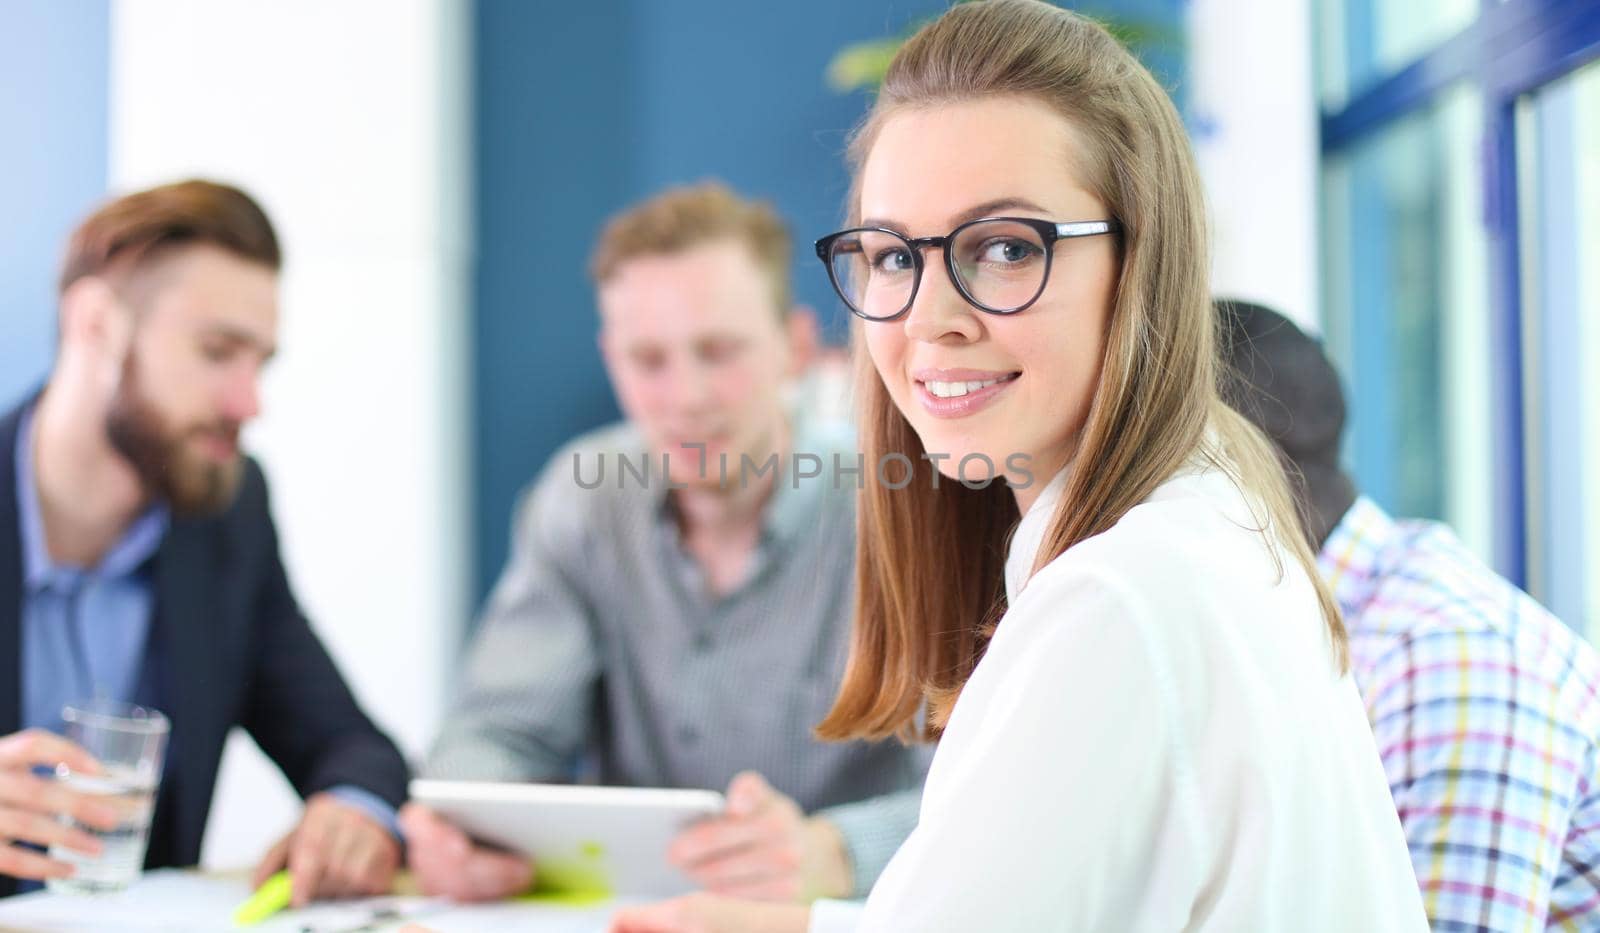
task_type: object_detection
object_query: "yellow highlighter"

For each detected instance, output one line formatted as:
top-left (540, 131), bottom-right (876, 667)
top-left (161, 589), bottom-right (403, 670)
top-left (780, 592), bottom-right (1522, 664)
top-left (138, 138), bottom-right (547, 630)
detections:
top-left (233, 870), bottom-right (293, 926)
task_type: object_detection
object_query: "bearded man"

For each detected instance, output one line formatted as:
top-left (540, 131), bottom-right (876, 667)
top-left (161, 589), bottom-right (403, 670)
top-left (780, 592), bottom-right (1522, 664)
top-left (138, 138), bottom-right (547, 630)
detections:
top-left (0, 180), bottom-right (408, 905)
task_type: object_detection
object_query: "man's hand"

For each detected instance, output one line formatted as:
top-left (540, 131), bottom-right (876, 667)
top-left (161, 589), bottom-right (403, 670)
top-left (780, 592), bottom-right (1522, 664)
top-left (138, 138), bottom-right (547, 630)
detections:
top-left (609, 892), bottom-right (811, 933)
top-left (251, 791), bottom-right (400, 906)
top-left (667, 771), bottom-right (852, 902)
top-left (0, 730), bottom-right (120, 882)
top-left (398, 802), bottom-right (533, 902)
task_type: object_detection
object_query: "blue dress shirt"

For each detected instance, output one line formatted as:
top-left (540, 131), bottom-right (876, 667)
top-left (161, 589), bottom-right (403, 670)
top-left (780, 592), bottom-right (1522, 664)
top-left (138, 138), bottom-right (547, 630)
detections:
top-left (13, 405), bottom-right (398, 864)
top-left (15, 405), bottom-right (167, 734)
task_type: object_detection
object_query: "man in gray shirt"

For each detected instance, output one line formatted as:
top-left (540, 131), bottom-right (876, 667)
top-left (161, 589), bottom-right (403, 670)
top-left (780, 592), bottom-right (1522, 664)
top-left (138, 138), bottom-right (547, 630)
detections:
top-left (400, 183), bottom-right (927, 903)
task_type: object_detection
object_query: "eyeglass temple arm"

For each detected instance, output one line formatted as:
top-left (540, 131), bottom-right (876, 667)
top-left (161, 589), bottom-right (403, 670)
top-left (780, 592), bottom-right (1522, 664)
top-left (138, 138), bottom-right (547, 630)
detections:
top-left (1055, 220), bottom-right (1120, 238)
top-left (816, 236), bottom-right (861, 259)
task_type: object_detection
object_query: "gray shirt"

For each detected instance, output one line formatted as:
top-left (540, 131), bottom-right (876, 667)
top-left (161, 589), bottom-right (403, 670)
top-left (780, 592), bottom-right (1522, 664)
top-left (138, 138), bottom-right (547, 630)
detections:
top-left (425, 417), bottom-right (928, 893)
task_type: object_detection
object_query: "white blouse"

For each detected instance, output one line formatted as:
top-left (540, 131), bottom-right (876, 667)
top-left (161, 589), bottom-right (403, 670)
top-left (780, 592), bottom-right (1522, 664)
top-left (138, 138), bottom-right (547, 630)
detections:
top-left (811, 465), bottom-right (1427, 932)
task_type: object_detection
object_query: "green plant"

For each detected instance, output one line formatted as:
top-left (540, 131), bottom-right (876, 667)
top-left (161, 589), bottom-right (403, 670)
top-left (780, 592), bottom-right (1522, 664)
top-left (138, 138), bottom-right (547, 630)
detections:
top-left (825, 2), bottom-right (1181, 93)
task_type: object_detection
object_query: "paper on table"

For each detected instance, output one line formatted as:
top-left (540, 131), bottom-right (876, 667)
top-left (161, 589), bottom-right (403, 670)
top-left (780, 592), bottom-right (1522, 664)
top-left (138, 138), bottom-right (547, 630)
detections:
top-left (0, 869), bottom-right (632, 933)
top-left (0, 871), bottom-right (247, 932)
top-left (0, 870), bottom-right (444, 932)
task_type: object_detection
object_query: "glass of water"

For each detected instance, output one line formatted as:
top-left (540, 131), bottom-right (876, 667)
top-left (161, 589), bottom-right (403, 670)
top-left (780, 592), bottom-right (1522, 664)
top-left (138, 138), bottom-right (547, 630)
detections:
top-left (45, 700), bottom-right (169, 895)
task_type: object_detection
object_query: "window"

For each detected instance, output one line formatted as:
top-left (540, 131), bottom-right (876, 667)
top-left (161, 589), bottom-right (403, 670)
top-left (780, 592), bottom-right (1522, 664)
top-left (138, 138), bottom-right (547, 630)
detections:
top-left (1318, 0), bottom-right (1600, 636)
top-left (1319, 0), bottom-right (1478, 109)
top-left (1321, 85), bottom-right (1494, 562)
top-left (1517, 59), bottom-right (1600, 637)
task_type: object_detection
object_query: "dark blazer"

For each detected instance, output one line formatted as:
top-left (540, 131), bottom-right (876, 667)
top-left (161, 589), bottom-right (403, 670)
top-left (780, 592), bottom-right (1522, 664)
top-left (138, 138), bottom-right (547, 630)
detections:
top-left (0, 398), bottom-right (409, 897)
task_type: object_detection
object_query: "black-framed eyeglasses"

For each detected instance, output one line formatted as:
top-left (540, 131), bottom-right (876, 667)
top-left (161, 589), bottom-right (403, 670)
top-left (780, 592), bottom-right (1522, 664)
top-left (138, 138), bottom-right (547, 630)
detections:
top-left (814, 216), bottom-right (1121, 322)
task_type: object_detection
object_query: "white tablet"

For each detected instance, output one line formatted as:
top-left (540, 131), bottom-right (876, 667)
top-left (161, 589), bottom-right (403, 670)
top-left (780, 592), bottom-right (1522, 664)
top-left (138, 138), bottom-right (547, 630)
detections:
top-left (409, 779), bottom-right (726, 898)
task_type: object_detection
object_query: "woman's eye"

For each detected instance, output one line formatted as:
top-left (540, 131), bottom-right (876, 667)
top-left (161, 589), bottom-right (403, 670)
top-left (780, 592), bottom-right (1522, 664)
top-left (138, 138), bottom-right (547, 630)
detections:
top-left (871, 248), bottom-right (914, 274)
top-left (979, 239), bottom-right (1041, 264)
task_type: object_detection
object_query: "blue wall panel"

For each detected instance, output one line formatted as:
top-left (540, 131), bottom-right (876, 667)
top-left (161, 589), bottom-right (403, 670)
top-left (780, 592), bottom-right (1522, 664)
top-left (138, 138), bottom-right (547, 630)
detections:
top-left (473, 0), bottom-right (642, 604)
top-left (470, 0), bottom-right (950, 603)
top-left (0, 0), bottom-right (109, 407)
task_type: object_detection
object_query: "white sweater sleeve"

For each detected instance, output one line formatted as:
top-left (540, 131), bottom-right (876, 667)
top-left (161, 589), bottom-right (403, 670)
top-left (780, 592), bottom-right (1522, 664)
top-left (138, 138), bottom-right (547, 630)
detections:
top-left (854, 570), bottom-right (1204, 932)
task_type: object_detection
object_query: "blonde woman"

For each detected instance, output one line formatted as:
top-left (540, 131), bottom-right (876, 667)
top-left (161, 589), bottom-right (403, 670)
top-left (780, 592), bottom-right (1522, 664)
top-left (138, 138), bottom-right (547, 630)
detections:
top-left (604, 2), bottom-right (1428, 930)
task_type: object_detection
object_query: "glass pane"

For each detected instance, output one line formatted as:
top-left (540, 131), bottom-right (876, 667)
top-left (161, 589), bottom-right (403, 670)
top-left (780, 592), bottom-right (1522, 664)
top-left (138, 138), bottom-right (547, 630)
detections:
top-left (1320, 83), bottom-right (1495, 565)
top-left (1316, 0), bottom-right (1478, 109)
top-left (1516, 59), bottom-right (1600, 639)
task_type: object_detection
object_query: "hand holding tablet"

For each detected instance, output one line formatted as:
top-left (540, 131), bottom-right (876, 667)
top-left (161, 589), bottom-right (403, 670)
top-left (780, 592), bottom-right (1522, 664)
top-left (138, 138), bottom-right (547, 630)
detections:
top-left (666, 771), bottom-right (852, 902)
top-left (406, 780), bottom-right (726, 899)
top-left (399, 800), bottom-right (536, 902)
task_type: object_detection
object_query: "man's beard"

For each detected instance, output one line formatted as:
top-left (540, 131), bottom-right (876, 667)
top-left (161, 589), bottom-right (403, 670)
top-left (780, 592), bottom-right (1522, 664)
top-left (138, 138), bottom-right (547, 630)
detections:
top-left (105, 355), bottom-right (244, 518)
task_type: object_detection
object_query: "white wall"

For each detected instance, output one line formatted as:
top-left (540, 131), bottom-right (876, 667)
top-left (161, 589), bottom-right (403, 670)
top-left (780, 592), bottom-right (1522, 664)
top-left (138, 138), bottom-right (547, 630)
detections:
top-left (108, 0), bottom-right (471, 869)
top-left (1188, 0), bottom-right (1321, 331)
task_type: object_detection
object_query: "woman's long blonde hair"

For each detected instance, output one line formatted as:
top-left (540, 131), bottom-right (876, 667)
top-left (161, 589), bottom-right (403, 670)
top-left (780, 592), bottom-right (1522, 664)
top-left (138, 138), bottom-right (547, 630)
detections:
top-left (816, 0), bottom-right (1345, 744)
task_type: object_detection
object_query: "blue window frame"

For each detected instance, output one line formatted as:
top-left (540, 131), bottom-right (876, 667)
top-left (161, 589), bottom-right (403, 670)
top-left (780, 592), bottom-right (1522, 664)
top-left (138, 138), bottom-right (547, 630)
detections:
top-left (1318, 0), bottom-right (1600, 630)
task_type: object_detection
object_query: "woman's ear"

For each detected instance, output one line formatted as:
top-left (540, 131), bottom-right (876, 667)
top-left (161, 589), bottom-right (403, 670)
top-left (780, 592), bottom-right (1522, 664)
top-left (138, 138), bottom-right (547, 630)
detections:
top-left (784, 305), bottom-right (821, 378)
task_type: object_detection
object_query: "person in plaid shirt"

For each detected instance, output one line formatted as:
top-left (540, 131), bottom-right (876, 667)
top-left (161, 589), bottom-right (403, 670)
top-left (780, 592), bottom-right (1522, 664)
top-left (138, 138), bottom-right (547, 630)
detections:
top-left (1221, 300), bottom-right (1600, 931)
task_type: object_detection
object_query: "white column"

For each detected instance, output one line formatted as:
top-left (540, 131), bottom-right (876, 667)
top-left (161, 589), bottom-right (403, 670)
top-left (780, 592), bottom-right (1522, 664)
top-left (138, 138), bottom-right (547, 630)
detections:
top-left (108, 0), bottom-right (470, 868)
top-left (1187, 0), bottom-right (1321, 331)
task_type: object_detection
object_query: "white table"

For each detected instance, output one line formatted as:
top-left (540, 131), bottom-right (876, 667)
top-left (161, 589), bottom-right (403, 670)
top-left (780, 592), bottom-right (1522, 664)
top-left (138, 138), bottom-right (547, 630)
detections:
top-left (0, 870), bottom-right (637, 932)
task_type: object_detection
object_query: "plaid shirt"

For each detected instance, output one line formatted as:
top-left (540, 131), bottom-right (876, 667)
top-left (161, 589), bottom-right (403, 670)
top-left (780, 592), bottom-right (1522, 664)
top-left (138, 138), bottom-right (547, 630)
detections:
top-left (1323, 497), bottom-right (1600, 932)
